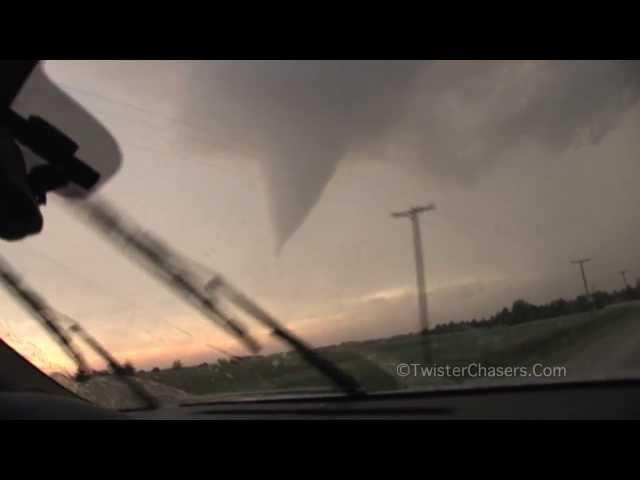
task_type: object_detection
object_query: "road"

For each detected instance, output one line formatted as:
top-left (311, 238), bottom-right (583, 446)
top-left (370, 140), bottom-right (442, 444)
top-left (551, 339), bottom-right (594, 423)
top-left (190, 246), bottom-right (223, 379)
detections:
top-left (560, 301), bottom-right (640, 380)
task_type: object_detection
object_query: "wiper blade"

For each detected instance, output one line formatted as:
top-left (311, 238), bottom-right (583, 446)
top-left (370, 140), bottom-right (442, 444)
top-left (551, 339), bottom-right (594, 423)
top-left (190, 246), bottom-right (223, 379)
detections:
top-left (72, 197), bottom-right (260, 354)
top-left (0, 257), bottom-right (91, 379)
top-left (182, 388), bottom-right (356, 407)
top-left (70, 197), bottom-right (364, 397)
top-left (204, 276), bottom-right (366, 397)
top-left (0, 257), bottom-right (158, 410)
top-left (65, 320), bottom-right (158, 410)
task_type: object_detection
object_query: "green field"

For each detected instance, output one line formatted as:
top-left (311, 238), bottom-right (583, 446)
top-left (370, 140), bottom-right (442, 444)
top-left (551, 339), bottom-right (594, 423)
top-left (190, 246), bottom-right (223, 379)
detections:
top-left (57, 300), bottom-right (640, 409)
top-left (135, 300), bottom-right (640, 397)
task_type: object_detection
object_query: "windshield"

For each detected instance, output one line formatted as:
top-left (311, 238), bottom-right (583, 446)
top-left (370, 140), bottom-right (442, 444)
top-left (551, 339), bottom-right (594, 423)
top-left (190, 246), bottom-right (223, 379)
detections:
top-left (2, 60), bottom-right (640, 410)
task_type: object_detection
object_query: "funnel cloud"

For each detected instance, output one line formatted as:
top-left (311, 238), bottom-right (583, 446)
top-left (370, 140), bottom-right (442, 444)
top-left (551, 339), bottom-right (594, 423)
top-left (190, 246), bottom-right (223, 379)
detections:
top-left (178, 60), bottom-right (640, 250)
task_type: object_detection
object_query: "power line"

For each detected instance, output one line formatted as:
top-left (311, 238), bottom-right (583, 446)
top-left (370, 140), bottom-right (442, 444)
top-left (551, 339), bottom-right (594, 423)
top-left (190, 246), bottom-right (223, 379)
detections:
top-left (55, 81), bottom-right (224, 153)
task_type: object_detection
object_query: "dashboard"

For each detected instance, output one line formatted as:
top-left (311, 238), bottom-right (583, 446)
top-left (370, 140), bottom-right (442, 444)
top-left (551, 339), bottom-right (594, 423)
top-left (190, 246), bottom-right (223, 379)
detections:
top-left (130, 381), bottom-right (640, 420)
top-left (3, 380), bottom-right (640, 420)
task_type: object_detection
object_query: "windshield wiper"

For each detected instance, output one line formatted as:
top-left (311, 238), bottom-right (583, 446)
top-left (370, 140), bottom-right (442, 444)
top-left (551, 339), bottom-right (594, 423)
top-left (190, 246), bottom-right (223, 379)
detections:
top-left (73, 197), bottom-right (260, 354)
top-left (72, 197), bottom-right (365, 398)
top-left (0, 257), bottom-right (158, 410)
top-left (66, 320), bottom-right (158, 410)
top-left (0, 257), bottom-right (91, 379)
top-left (204, 276), bottom-right (365, 397)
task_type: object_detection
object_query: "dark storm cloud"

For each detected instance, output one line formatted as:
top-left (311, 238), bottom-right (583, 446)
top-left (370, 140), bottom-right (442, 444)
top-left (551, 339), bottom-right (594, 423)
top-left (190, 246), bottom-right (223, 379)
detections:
top-left (486, 60), bottom-right (640, 155)
top-left (183, 61), bottom-right (424, 250)
top-left (181, 61), bottom-right (640, 250)
top-left (385, 60), bottom-right (640, 182)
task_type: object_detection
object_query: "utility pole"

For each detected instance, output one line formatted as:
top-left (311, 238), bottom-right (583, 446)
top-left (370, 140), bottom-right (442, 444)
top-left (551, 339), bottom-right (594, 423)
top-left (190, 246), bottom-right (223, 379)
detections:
top-left (392, 204), bottom-right (436, 338)
top-left (620, 270), bottom-right (630, 289)
top-left (571, 258), bottom-right (592, 298)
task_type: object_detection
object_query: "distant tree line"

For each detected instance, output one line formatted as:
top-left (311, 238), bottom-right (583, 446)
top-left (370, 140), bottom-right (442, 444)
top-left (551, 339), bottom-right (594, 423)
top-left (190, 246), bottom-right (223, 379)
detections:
top-left (429, 283), bottom-right (640, 336)
top-left (80, 360), bottom-right (137, 379)
top-left (140, 281), bottom-right (640, 374)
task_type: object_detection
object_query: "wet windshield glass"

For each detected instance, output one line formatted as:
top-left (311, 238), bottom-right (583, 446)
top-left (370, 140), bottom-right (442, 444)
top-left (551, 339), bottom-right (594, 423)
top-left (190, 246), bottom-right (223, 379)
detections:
top-left (1, 60), bottom-right (640, 410)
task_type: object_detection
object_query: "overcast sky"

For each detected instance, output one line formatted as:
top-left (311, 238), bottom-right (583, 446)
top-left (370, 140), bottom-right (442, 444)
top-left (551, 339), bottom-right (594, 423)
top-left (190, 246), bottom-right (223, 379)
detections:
top-left (1, 60), bottom-right (639, 373)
